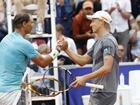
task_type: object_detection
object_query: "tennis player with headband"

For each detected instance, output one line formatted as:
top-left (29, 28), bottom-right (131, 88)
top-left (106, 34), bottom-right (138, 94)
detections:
top-left (58, 10), bottom-right (119, 105)
top-left (0, 13), bottom-right (60, 105)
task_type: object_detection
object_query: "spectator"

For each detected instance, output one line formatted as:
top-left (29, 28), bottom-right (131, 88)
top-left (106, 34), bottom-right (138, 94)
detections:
top-left (129, 15), bottom-right (140, 60)
top-left (101, 0), bottom-right (132, 61)
top-left (73, 0), bottom-right (101, 16)
top-left (56, 24), bottom-right (77, 65)
top-left (72, 0), bottom-right (94, 55)
top-left (118, 44), bottom-right (125, 62)
top-left (56, 0), bottom-right (73, 37)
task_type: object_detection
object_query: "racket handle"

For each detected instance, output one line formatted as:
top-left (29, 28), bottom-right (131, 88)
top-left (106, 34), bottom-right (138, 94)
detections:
top-left (85, 83), bottom-right (104, 89)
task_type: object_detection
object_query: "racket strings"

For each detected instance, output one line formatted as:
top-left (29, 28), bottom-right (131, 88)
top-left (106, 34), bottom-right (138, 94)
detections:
top-left (22, 66), bottom-right (74, 97)
top-left (42, 67), bottom-right (73, 93)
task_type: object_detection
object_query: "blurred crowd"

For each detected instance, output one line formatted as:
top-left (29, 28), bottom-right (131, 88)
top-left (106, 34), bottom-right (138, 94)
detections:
top-left (1, 0), bottom-right (140, 64)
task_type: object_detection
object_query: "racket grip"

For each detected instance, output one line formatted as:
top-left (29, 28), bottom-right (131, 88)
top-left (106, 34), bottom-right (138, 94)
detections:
top-left (85, 83), bottom-right (104, 89)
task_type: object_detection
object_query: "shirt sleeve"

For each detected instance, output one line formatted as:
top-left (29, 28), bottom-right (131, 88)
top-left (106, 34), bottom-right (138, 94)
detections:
top-left (20, 40), bottom-right (38, 59)
top-left (102, 38), bottom-right (116, 57)
top-left (87, 46), bottom-right (94, 57)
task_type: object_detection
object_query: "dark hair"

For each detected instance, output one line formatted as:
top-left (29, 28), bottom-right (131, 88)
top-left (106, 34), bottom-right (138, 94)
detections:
top-left (13, 13), bottom-right (30, 28)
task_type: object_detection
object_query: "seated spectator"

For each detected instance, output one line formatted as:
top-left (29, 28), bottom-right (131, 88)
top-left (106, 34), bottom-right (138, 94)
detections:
top-left (56, 24), bottom-right (77, 65)
top-left (72, 0), bottom-right (94, 55)
top-left (118, 44), bottom-right (125, 62)
top-left (129, 15), bottom-right (140, 60)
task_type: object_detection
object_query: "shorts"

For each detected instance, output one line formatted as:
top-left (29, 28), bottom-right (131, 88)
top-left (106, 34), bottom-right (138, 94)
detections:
top-left (89, 92), bottom-right (117, 105)
top-left (0, 90), bottom-right (21, 105)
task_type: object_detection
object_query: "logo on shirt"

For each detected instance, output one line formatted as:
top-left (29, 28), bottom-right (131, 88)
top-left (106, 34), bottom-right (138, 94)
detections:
top-left (104, 48), bottom-right (110, 54)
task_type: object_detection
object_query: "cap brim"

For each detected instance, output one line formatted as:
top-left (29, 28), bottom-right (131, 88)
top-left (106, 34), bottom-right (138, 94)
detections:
top-left (87, 15), bottom-right (111, 25)
top-left (86, 15), bottom-right (98, 20)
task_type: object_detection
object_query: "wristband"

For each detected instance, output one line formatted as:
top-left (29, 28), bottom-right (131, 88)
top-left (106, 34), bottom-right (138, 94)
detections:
top-left (49, 49), bottom-right (60, 59)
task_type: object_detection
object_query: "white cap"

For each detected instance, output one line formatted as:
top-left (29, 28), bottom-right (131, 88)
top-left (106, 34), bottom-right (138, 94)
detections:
top-left (87, 11), bottom-right (112, 25)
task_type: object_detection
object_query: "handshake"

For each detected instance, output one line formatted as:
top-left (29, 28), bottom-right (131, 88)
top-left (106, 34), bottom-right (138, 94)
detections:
top-left (49, 36), bottom-right (68, 60)
top-left (57, 36), bottom-right (68, 51)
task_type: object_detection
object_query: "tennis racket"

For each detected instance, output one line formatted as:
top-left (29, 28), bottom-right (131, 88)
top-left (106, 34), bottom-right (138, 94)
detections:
top-left (22, 66), bottom-right (104, 97)
top-left (21, 75), bottom-right (62, 97)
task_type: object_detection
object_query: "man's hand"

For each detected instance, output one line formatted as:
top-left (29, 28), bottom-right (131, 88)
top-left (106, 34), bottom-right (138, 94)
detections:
top-left (57, 37), bottom-right (68, 51)
top-left (71, 76), bottom-right (86, 88)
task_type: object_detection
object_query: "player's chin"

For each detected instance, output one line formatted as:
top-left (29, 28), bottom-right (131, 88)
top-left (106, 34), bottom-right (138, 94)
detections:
top-left (92, 29), bottom-right (97, 33)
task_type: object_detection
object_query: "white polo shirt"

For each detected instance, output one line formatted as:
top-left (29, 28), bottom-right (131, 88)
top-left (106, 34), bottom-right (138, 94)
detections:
top-left (101, 0), bottom-right (132, 32)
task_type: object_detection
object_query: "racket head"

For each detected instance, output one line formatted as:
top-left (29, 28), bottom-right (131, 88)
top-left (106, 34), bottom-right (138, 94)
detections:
top-left (42, 66), bottom-right (75, 93)
top-left (22, 66), bottom-right (76, 97)
top-left (22, 76), bottom-right (62, 97)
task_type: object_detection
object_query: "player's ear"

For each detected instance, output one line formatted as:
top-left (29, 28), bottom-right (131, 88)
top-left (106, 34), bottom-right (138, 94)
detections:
top-left (22, 21), bottom-right (27, 27)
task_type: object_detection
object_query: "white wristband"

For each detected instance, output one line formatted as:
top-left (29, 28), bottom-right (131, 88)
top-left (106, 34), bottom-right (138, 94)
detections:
top-left (49, 49), bottom-right (60, 59)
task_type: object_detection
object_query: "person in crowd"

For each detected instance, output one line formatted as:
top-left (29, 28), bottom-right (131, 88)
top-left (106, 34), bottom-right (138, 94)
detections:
top-left (58, 10), bottom-right (119, 105)
top-left (129, 15), bottom-right (140, 61)
top-left (73, 0), bottom-right (101, 16)
top-left (56, 0), bottom-right (73, 37)
top-left (101, 0), bottom-right (132, 60)
top-left (56, 24), bottom-right (77, 65)
top-left (118, 44), bottom-right (125, 62)
top-left (72, 0), bottom-right (94, 55)
top-left (0, 13), bottom-right (60, 105)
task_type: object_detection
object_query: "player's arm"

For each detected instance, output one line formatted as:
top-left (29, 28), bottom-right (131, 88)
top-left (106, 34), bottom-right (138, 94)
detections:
top-left (65, 48), bottom-right (92, 66)
top-left (82, 55), bottom-right (113, 81)
top-left (32, 50), bottom-right (59, 68)
top-left (71, 55), bottom-right (113, 87)
top-left (58, 37), bottom-right (92, 66)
